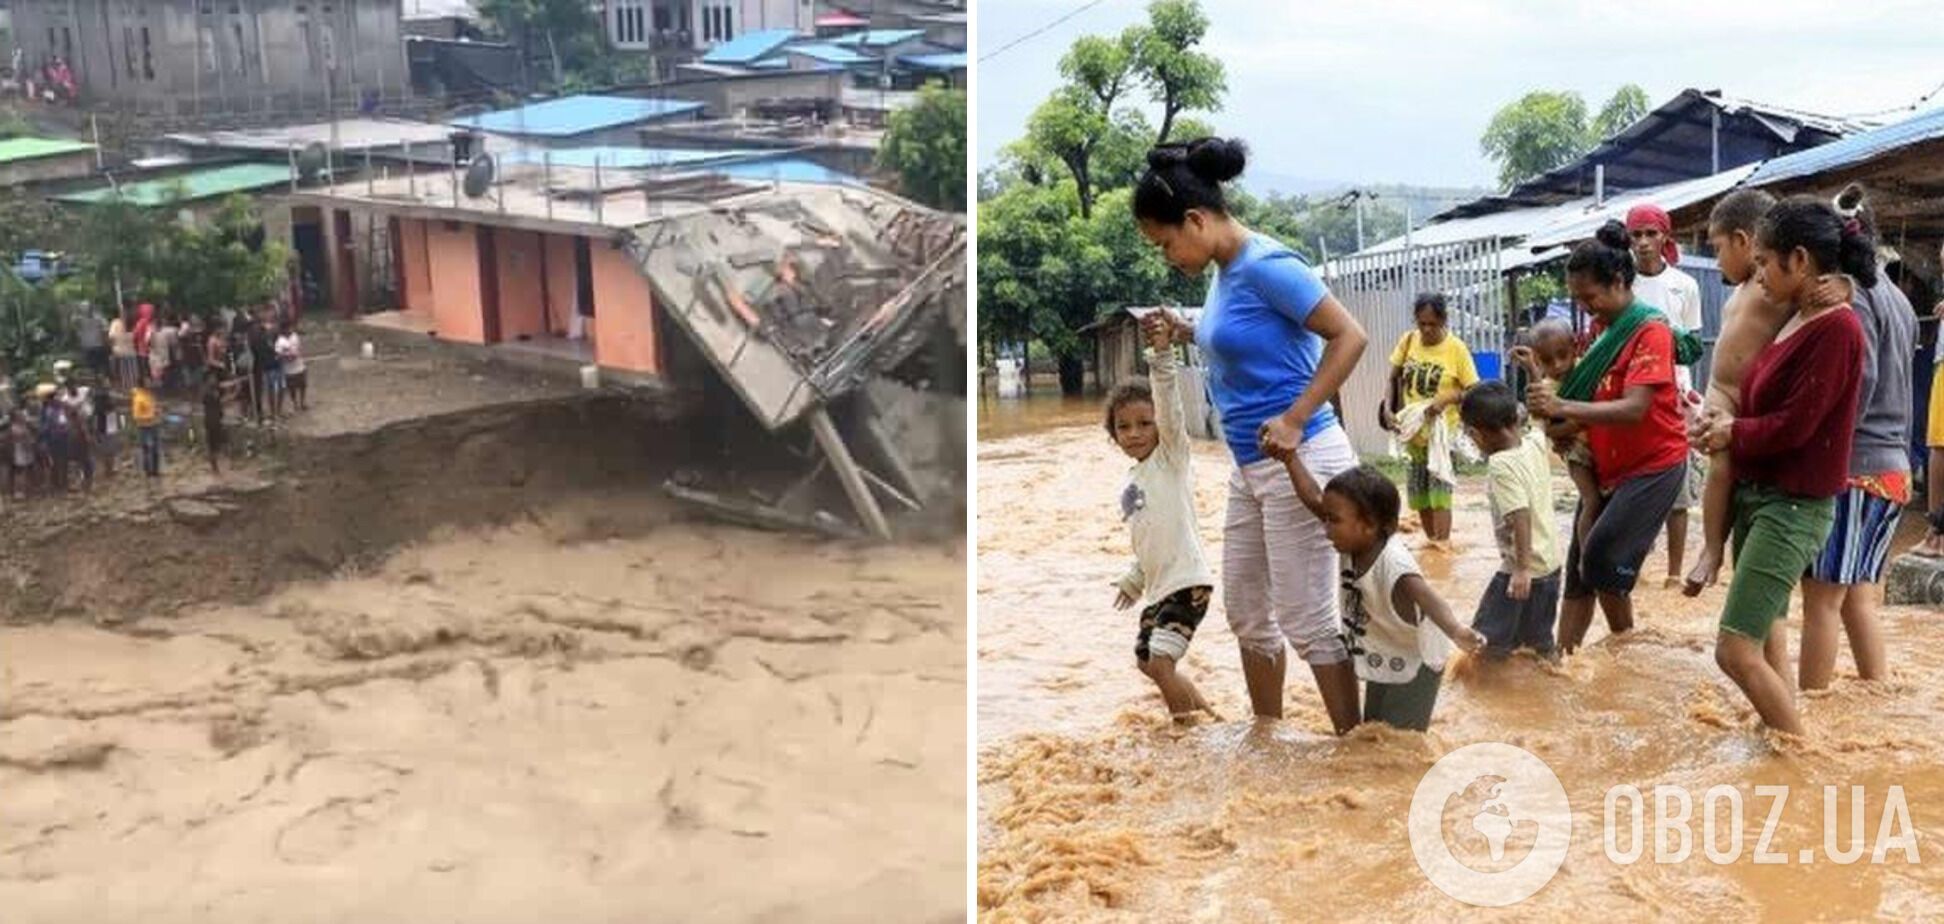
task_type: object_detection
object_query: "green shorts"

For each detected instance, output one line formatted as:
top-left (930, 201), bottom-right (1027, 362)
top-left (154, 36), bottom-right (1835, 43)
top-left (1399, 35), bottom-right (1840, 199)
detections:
top-left (1405, 444), bottom-right (1452, 512)
top-left (1720, 484), bottom-right (1834, 642)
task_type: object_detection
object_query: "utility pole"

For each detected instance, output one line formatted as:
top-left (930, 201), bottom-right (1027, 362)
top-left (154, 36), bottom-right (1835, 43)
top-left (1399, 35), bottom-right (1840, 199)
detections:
top-left (1354, 192), bottom-right (1365, 251)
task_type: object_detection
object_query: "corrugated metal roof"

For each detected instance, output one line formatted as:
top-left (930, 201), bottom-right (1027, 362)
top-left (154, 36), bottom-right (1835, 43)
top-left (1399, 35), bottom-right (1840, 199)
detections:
top-left (832, 29), bottom-right (926, 47)
top-left (0, 137), bottom-right (94, 164)
top-left (56, 163), bottom-right (292, 206)
top-left (1437, 88), bottom-right (1866, 220)
top-left (701, 29), bottom-right (800, 64)
top-left (1351, 164), bottom-right (1757, 259)
top-left (496, 146), bottom-right (764, 169)
top-left (899, 52), bottom-right (965, 71)
top-left (787, 43), bottom-right (872, 65)
top-left (710, 157), bottom-right (860, 186)
top-left (451, 95), bottom-right (703, 136)
top-left (1746, 104), bottom-right (1944, 187)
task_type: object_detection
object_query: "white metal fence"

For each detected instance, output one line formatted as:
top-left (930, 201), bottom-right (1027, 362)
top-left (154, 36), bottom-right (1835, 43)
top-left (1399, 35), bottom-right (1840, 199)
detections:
top-left (1326, 237), bottom-right (1511, 457)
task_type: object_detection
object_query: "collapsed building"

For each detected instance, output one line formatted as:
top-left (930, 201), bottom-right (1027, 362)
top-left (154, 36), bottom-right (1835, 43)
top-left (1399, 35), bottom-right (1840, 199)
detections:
top-left (284, 141), bottom-right (963, 541)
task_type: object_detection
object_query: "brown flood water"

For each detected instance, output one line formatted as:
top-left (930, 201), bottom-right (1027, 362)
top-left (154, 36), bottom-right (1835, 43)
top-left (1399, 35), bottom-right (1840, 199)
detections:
top-left (978, 396), bottom-right (1944, 921)
top-left (1, 498), bottom-right (965, 923)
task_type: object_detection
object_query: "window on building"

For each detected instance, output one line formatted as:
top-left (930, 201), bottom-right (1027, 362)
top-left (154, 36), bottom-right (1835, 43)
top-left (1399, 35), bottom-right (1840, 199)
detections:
top-left (721, 5), bottom-right (732, 40)
top-left (232, 23), bottom-right (247, 74)
top-left (200, 25), bottom-right (218, 73)
top-left (60, 26), bottom-right (71, 63)
top-left (123, 26), bottom-right (136, 78)
top-left (140, 26), bottom-right (152, 80)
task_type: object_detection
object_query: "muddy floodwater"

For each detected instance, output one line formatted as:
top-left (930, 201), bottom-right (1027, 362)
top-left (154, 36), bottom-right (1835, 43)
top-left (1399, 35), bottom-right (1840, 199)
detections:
top-left (0, 495), bottom-right (965, 923)
top-left (978, 396), bottom-right (1944, 921)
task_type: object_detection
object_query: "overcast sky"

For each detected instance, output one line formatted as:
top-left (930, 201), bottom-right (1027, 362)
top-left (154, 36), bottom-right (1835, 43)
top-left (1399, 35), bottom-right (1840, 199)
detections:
top-left (977, 0), bottom-right (1944, 192)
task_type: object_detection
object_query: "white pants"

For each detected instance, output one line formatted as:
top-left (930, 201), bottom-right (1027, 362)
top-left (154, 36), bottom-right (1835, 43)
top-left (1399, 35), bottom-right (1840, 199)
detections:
top-left (1222, 425), bottom-right (1356, 665)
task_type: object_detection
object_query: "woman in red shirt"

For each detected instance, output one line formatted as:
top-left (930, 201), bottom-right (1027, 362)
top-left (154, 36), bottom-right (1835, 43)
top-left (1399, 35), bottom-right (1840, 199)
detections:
top-left (1529, 222), bottom-right (1689, 652)
top-left (1692, 198), bottom-right (1868, 736)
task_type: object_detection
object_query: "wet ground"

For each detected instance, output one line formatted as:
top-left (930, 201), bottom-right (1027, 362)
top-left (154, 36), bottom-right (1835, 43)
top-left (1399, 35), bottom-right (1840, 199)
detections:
top-left (0, 495), bottom-right (967, 923)
top-left (977, 392), bottom-right (1944, 921)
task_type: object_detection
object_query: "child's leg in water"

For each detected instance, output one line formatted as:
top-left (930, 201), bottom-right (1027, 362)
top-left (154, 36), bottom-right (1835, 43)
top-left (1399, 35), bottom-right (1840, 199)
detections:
top-left (1686, 386), bottom-right (1738, 595)
top-left (1139, 655), bottom-right (1217, 722)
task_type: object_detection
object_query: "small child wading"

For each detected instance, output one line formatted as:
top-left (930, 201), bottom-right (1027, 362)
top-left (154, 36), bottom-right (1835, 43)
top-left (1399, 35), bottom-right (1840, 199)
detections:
top-left (1109, 319), bottom-right (1218, 724)
top-left (1274, 453), bottom-right (1485, 731)
top-left (1461, 381), bottom-right (1563, 659)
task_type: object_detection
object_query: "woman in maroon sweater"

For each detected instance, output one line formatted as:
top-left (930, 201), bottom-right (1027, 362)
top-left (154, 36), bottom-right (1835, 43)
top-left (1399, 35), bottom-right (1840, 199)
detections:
top-left (1693, 196), bottom-right (1868, 737)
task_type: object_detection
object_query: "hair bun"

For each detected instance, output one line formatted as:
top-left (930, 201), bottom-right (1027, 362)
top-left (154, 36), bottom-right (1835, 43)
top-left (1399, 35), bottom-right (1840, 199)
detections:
top-left (1593, 219), bottom-right (1630, 251)
top-left (1185, 137), bottom-right (1247, 183)
top-left (1146, 144), bottom-right (1189, 170)
top-left (1833, 182), bottom-right (1867, 219)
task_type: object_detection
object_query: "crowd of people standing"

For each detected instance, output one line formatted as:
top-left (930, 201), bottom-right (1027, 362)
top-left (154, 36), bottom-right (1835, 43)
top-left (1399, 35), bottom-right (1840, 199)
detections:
top-left (1, 298), bottom-right (308, 506)
top-left (1110, 134), bottom-right (1931, 739)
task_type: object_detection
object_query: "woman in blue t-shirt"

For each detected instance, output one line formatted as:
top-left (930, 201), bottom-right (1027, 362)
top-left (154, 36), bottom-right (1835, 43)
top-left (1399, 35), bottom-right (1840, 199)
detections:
top-left (1137, 138), bottom-right (1371, 732)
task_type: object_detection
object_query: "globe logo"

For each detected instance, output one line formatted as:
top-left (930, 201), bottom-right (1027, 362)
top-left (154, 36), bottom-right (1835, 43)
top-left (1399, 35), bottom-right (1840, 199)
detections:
top-left (1409, 742), bottom-right (1572, 906)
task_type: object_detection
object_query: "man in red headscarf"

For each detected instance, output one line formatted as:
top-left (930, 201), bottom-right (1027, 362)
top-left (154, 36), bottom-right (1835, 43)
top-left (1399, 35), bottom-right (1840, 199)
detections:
top-left (1624, 203), bottom-right (1704, 589)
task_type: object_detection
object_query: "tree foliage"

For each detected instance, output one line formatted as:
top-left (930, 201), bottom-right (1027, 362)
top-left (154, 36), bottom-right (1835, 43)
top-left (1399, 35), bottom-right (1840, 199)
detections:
top-left (474, 0), bottom-right (605, 88)
top-left (1479, 84), bottom-right (1652, 189)
top-left (879, 84), bottom-right (967, 212)
top-left (1127, 0), bottom-right (1225, 145)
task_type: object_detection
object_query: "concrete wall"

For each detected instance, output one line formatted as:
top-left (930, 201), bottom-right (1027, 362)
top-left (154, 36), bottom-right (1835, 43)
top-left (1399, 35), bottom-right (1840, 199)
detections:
top-left (662, 69), bottom-right (845, 118)
top-left (543, 232), bottom-right (578, 335)
top-left (14, 0), bottom-right (408, 112)
top-left (0, 150), bottom-right (99, 187)
top-left (494, 227), bottom-right (547, 341)
top-left (424, 219), bottom-right (484, 344)
top-left (398, 217), bottom-right (434, 313)
top-left (590, 242), bottom-right (658, 374)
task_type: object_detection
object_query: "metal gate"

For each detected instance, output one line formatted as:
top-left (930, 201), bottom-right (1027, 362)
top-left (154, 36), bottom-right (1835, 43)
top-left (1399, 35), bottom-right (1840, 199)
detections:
top-left (1326, 237), bottom-right (1511, 457)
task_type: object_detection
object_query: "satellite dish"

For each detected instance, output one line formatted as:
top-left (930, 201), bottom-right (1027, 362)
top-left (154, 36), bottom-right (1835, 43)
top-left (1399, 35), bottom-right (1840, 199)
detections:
top-left (296, 142), bottom-right (329, 185)
top-left (463, 152), bottom-right (496, 198)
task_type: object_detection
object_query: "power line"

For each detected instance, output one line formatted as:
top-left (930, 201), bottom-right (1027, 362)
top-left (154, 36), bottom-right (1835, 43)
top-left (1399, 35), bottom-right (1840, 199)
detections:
top-left (978, 0), bottom-right (1115, 64)
top-left (1838, 76), bottom-right (1944, 121)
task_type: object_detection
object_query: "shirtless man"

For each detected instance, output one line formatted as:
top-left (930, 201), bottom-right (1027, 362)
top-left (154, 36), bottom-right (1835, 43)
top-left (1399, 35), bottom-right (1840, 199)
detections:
top-left (1684, 188), bottom-right (1848, 595)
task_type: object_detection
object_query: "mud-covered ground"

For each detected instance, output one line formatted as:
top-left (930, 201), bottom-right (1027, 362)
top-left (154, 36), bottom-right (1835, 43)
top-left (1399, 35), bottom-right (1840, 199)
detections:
top-left (978, 409), bottom-right (1944, 922)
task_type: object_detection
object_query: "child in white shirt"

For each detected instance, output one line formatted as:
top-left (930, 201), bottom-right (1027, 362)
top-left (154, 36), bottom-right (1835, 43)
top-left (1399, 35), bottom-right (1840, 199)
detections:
top-left (1272, 451), bottom-right (1484, 730)
top-left (1110, 318), bottom-right (1217, 723)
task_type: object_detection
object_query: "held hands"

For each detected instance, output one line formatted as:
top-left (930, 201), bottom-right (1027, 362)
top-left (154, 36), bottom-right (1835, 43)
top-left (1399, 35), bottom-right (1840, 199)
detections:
top-left (1690, 406), bottom-right (1733, 453)
top-left (1139, 309), bottom-right (1194, 347)
top-left (1141, 311), bottom-right (1173, 353)
top-left (1113, 590), bottom-right (1136, 611)
top-left (1526, 378), bottom-right (1561, 418)
top-left (1257, 415), bottom-right (1304, 463)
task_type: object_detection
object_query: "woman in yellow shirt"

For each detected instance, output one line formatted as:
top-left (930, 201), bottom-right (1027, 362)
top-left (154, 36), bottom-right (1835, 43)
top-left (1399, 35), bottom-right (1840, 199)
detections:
top-left (1380, 293), bottom-right (1477, 544)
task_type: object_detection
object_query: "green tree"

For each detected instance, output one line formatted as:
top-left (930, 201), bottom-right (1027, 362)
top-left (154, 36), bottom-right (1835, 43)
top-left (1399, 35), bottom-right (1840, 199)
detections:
top-left (474, 0), bottom-right (604, 88)
top-left (879, 85), bottom-right (967, 211)
top-left (1480, 90), bottom-right (1590, 190)
top-left (1481, 84), bottom-right (1655, 190)
top-left (1127, 0), bottom-right (1225, 145)
top-left (1594, 84), bottom-right (1651, 139)
top-left (1024, 33), bottom-right (1137, 219)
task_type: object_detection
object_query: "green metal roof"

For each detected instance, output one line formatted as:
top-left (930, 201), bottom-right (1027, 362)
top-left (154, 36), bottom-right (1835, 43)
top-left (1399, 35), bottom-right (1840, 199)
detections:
top-left (56, 162), bottom-right (292, 206)
top-left (0, 136), bottom-right (95, 164)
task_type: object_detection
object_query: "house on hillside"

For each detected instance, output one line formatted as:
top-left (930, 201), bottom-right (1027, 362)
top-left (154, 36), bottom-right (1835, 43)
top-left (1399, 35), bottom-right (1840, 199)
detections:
top-left (7, 0), bottom-right (410, 114)
top-left (282, 152), bottom-right (963, 539)
top-left (0, 137), bottom-right (97, 186)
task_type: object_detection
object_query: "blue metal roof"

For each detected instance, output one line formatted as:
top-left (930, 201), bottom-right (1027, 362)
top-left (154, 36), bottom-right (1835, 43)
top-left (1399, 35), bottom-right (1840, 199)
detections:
top-left (497, 146), bottom-right (766, 169)
top-left (701, 29), bottom-right (799, 64)
top-left (786, 43), bottom-right (873, 65)
top-left (831, 29), bottom-right (925, 48)
top-left (1746, 104), bottom-right (1944, 187)
top-left (899, 52), bottom-right (965, 71)
top-left (452, 95), bottom-right (703, 137)
top-left (714, 157), bottom-right (860, 187)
